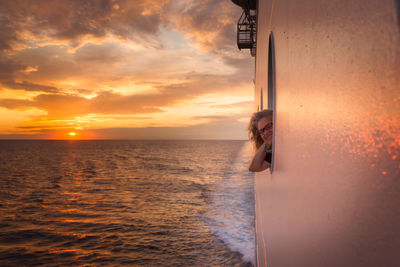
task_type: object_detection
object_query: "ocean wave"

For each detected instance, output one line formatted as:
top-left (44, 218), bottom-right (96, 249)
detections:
top-left (0, 140), bottom-right (254, 266)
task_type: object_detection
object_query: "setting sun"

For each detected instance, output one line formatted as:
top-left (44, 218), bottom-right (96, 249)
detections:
top-left (0, 1), bottom-right (252, 140)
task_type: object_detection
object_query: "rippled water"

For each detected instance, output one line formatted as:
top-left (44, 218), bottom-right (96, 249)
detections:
top-left (0, 140), bottom-right (255, 266)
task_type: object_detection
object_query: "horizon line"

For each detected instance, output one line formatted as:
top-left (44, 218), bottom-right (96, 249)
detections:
top-left (0, 138), bottom-right (249, 141)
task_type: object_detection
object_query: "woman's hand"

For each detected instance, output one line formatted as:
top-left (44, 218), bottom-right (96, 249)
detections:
top-left (249, 142), bottom-right (271, 172)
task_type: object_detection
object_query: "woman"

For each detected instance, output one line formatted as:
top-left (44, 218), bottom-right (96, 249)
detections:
top-left (248, 109), bottom-right (273, 172)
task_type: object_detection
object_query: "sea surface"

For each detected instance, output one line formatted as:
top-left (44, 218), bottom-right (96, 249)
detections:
top-left (0, 140), bottom-right (255, 266)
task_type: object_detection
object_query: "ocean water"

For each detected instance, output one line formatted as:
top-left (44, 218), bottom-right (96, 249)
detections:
top-left (0, 140), bottom-right (255, 266)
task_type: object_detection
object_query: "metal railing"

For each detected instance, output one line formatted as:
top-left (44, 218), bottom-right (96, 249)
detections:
top-left (237, 9), bottom-right (256, 56)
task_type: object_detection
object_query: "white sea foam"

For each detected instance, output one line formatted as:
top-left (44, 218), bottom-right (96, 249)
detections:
top-left (205, 141), bottom-right (255, 265)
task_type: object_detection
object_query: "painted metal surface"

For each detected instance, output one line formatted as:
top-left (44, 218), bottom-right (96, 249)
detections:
top-left (253, 0), bottom-right (400, 266)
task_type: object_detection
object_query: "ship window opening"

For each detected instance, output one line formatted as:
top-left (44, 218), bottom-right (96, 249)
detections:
top-left (268, 32), bottom-right (276, 173)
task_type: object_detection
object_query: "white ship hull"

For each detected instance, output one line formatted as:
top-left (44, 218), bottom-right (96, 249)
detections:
top-left (236, 0), bottom-right (400, 266)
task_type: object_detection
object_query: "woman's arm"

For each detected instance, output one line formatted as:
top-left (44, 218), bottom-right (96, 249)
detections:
top-left (249, 142), bottom-right (271, 172)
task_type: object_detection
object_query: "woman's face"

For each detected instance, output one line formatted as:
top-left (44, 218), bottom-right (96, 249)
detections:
top-left (257, 117), bottom-right (273, 145)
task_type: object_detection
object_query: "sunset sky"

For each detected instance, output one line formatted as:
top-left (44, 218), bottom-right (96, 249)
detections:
top-left (0, 0), bottom-right (254, 139)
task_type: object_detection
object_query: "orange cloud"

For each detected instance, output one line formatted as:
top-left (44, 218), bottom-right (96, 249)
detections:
top-left (166, 0), bottom-right (241, 51)
top-left (1, 80), bottom-right (58, 93)
top-left (0, 0), bottom-right (169, 51)
top-left (0, 0), bottom-right (254, 139)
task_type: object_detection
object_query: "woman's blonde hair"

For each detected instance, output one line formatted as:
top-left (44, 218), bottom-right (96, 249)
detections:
top-left (248, 109), bottom-right (273, 149)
